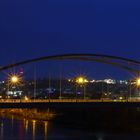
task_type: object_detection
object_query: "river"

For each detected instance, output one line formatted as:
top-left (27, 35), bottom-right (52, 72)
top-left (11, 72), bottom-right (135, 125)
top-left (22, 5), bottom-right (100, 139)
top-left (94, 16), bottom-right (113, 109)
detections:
top-left (0, 116), bottom-right (140, 140)
top-left (0, 108), bottom-right (140, 140)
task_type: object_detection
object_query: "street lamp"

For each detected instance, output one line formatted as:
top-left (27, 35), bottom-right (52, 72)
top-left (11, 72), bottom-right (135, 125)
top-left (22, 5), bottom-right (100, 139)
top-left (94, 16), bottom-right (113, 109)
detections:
top-left (137, 78), bottom-right (140, 86)
top-left (8, 74), bottom-right (22, 100)
top-left (129, 78), bottom-right (140, 101)
top-left (76, 76), bottom-right (88, 99)
top-left (11, 76), bottom-right (19, 84)
top-left (136, 78), bottom-right (140, 96)
top-left (129, 79), bottom-right (132, 101)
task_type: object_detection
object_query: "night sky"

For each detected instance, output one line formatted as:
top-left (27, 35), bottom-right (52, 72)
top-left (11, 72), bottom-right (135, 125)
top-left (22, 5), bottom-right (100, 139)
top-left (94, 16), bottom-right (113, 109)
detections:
top-left (0, 0), bottom-right (140, 79)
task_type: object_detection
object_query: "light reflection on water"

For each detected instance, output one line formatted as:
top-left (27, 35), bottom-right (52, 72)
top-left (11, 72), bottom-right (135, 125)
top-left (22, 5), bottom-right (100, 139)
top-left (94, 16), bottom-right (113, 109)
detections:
top-left (0, 115), bottom-right (102, 140)
top-left (25, 120), bottom-right (28, 134)
top-left (0, 116), bottom-right (140, 140)
top-left (44, 121), bottom-right (48, 139)
top-left (0, 116), bottom-right (49, 140)
top-left (0, 122), bottom-right (3, 140)
top-left (32, 120), bottom-right (36, 140)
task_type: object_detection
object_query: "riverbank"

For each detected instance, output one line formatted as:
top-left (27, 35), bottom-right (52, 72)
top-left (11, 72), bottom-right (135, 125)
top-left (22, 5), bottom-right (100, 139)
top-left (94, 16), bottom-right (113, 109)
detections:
top-left (1, 107), bottom-right (140, 134)
top-left (0, 109), bottom-right (56, 121)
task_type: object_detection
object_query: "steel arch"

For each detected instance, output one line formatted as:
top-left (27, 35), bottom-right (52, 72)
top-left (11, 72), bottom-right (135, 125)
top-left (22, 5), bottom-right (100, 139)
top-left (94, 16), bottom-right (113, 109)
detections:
top-left (0, 54), bottom-right (140, 75)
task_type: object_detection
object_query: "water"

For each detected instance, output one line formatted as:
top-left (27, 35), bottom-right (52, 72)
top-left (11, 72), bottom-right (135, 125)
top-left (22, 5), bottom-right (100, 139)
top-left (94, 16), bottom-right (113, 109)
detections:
top-left (0, 116), bottom-right (96, 140)
top-left (0, 116), bottom-right (140, 140)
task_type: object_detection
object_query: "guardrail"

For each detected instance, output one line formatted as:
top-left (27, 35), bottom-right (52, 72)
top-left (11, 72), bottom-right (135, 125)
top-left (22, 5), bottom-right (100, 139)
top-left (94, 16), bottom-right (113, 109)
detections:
top-left (0, 99), bottom-right (139, 103)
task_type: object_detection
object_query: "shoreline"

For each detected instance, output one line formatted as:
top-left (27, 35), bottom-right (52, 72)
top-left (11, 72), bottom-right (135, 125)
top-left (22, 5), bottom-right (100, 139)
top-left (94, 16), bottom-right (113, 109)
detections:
top-left (0, 108), bottom-right (56, 121)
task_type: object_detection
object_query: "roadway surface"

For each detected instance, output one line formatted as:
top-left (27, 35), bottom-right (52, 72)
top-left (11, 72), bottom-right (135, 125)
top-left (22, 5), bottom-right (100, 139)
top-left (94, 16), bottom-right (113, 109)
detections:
top-left (0, 99), bottom-right (139, 109)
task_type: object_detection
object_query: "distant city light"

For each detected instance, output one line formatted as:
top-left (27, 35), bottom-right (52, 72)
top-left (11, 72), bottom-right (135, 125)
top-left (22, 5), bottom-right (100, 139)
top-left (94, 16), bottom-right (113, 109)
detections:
top-left (119, 96), bottom-right (123, 100)
top-left (104, 79), bottom-right (116, 84)
top-left (24, 96), bottom-right (29, 101)
top-left (7, 91), bottom-right (22, 96)
top-left (90, 80), bottom-right (95, 83)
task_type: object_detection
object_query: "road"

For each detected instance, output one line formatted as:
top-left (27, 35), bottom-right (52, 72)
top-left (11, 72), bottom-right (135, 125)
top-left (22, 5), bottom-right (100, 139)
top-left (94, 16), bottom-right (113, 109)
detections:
top-left (0, 98), bottom-right (139, 103)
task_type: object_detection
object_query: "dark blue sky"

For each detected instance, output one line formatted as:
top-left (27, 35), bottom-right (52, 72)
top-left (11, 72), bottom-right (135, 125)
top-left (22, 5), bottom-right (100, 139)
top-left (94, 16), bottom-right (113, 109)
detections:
top-left (0, 0), bottom-right (140, 79)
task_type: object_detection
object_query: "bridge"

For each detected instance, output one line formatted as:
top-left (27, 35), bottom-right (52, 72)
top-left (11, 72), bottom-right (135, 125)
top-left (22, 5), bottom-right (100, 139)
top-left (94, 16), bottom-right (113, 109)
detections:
top-left (0, 99), bottom-right (139, 109)
top-left (1, 53), bottom-right (140, 74)
top-left (0, 53), bottom-right (140, 108)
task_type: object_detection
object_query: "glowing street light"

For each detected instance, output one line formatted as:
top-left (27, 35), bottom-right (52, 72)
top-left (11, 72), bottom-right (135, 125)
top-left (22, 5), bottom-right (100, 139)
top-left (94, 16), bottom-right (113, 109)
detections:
top-left (7, 74), bottom-right (22, 101)
top-left (135, 78), bottom-right (140, 97)
top-left (137, 78), bottom-right (140, 86)
top-left (76, 76), bottom-right (88, 84)
top-left (76, 76), bottom-right (88, 99)
top-left (11, 76), bottom-right (19, 83)
top-left (76, 77), bottom-right (84, 84)
top-left (129, 78), bottom-right (140, 101)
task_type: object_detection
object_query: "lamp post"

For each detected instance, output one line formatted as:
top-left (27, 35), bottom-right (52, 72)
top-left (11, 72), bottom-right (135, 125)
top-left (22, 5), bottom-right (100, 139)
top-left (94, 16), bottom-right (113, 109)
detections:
top-left (136, 78), bottom-right (140, 96)
top-left (11, 75), bottom-right (19, 99)
top-left (129, 79), bottom-right (132, 102)
top-left (48, 72), bottom-right (51, 102)
top-left (136, 78), bottom-right (140, 86)
top-left (76, 76), bottom-right (88, 100)
top-left (34, 65), bottom-right (37, 101)
top-left (9, 74), bottom-right (21, 101)
top-left (128, 78), bottom-right (140, 102)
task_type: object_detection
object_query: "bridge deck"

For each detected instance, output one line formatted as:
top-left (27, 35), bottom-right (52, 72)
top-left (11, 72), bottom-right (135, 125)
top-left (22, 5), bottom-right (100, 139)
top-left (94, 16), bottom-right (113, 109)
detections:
top-left (0, 99), bottom-right (139, 108)
top-left (0, 99), bottom-right (135, 103)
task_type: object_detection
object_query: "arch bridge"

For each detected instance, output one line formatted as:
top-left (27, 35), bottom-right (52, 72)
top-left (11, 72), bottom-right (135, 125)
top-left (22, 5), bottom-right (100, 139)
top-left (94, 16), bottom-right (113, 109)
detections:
top-left (0, 53), bottom-right (140, 75)
top-left (0, 54), bottom-right (140, 107)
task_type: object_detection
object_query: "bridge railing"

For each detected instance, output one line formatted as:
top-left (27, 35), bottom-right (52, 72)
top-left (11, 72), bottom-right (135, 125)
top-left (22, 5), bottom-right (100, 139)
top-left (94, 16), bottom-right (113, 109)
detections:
top-left (0, 99), bottom-right (139, 103)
